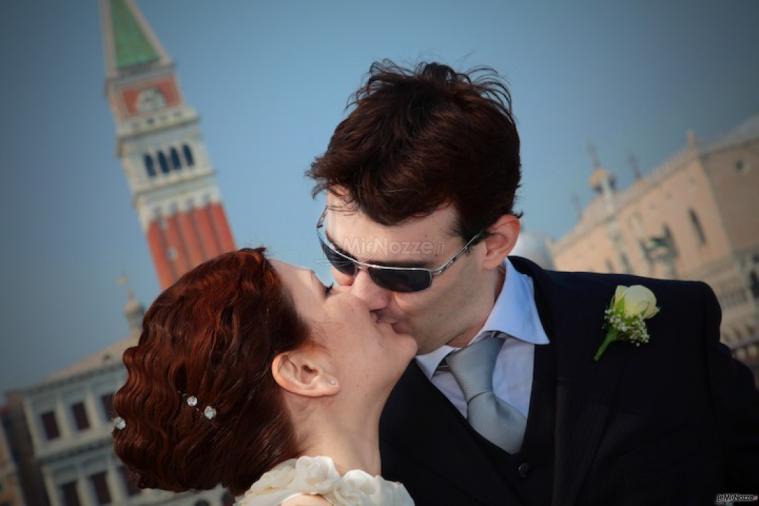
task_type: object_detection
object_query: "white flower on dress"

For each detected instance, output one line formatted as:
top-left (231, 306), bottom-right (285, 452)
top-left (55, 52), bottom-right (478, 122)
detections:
top-left (237, 456), bottom-right (414, 506)
top-left (247, 463), bottom-right (295, 494)
top-left (289, 456), bottom-right (341, 495)
top-left (333, 470), bottom-right (380, 505)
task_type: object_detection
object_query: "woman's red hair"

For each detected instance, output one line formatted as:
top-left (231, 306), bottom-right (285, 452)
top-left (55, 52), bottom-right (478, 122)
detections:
top-left (112, 248), bottom-right (310, 496)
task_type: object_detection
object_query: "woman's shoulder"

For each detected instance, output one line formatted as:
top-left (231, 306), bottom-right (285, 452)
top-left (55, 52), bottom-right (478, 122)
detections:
top-left (235, 455), bottom-right (414, 506)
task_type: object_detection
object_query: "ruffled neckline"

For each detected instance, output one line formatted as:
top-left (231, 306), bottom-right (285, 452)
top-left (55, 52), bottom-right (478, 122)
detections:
top-left (236, 455), bottom-right (413, 505)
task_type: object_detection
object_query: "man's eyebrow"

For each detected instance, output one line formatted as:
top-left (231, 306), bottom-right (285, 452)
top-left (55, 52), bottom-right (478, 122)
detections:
top-left (325, 230), bottom-right (432, 269)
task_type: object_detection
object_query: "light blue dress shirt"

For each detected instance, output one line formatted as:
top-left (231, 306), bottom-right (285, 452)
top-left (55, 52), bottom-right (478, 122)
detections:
top-left (415, 258), bottom-right (550, 419)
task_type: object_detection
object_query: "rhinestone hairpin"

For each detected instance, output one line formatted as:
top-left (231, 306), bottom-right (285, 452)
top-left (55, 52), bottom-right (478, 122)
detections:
top-left (113, 392), bottom-right (218, 431)
top-left (180, 391), bottom-right (218, 423)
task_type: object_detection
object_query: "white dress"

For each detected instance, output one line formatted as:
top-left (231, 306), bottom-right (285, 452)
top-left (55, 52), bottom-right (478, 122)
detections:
top-left (234, 455), bottom-right (414, 506)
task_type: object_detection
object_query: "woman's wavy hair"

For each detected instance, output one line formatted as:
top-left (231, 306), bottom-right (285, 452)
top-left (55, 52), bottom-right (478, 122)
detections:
top-left (307, 60), bottom-right (522, 242)
top-left (112, 247), bottom-right (310, 497)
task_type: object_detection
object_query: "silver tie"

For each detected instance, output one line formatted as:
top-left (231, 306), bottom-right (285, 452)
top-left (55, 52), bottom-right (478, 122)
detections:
top-left (446, 332), bottom-right (527, 453)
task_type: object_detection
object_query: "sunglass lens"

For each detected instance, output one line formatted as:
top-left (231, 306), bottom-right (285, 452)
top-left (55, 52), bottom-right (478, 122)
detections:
top-left (370, 268), bottom-right (431, 293)
top-left (320, 240), bottom-right (356, 276)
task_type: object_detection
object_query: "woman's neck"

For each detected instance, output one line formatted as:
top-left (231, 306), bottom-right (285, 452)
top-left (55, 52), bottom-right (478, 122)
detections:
top-left (297, 398), bottom-right (383, 476)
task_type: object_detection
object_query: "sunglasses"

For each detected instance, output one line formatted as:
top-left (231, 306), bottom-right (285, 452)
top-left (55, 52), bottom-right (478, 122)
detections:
top-left (316, 209), bottom-right (485, 293)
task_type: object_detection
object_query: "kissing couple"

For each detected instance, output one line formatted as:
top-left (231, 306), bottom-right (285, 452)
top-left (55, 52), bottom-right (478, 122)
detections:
top-left (111, 61), bottom-right (759, 505)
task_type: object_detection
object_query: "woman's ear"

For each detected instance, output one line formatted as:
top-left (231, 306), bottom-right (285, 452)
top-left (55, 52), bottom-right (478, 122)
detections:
top-left (271, 349), bottom-right (340, 398)
top-left (481, 214), bottom-right (520, 270)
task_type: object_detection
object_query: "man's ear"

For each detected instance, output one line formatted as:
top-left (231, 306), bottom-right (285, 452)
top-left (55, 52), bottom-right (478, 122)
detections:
top-left (271, 349), bottom-right (340, 398)
top-left (480, 214), bottom-right (520, 270)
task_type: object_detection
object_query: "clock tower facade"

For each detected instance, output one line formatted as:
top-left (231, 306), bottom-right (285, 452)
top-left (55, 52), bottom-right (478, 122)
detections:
top-left (100, 0), bottom-right (236, 289)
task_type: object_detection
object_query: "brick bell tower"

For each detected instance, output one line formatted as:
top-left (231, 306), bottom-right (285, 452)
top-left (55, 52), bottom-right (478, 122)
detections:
top-left (100, 0), bottom-right (236, 289)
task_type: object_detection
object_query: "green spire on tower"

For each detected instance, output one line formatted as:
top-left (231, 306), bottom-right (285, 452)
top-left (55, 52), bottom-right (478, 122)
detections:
top-left (110, 0), bottom-right (159, 69)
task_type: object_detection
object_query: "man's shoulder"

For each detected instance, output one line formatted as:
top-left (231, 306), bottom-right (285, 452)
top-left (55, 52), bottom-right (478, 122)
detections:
top-left (511, 256), bottom-right (715, 307)
top-left (554, 270), bottom-right (718, 320)
top-left (510, 257), bottom-right (721, 334)
top-left (553, 269), bottom-right (711, 295)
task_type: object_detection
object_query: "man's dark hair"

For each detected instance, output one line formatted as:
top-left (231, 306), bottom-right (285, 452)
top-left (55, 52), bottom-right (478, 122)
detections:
top-left (308, 60), bottom-right (522, 241)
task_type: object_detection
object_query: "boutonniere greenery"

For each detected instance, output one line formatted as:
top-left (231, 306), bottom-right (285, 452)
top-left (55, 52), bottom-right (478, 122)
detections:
top-left (594, 285), bottom-right (660, 362)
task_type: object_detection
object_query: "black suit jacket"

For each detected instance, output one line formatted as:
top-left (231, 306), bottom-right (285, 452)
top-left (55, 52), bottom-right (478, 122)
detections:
top-left (379, 256), bottom-right (759, 505)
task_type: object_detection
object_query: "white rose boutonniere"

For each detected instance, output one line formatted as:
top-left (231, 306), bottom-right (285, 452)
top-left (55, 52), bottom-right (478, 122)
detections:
top-left (593, 285), bottom-right (660, 362)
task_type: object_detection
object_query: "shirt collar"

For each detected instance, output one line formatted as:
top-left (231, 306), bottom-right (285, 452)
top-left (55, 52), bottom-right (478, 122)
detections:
top-left (415, 257), bottom-right (550, 379)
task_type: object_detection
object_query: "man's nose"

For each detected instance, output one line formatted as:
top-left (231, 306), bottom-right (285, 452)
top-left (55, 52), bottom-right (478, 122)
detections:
top-left (349, 270), bottom-right (391, 311)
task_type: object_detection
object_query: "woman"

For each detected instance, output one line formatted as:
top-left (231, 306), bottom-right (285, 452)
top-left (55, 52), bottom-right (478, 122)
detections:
top-left (112, 247), bottom-right (417, 505)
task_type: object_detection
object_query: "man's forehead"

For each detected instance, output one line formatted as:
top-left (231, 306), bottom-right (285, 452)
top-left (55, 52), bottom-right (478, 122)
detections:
top-left (324, 198), bottom-right (459, 265)
top-left (326, 190), bottom-right (451, 219)
top-left (326, 197), bottom-right (457, 237)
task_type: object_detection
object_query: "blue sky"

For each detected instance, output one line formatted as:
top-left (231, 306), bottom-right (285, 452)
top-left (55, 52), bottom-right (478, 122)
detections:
top-left (2, 0), bottom-right (758, 400)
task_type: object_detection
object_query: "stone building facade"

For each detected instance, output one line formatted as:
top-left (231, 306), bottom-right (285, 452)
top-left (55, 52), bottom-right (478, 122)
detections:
top-left (5, 295), bottom-right (233, 506)
top-left (0, 405), bottom-right (25, 506)
top-left (551, 115), bottom-right (759, 379)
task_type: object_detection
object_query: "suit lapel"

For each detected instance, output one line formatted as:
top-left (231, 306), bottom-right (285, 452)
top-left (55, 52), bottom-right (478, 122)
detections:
top-left (510, 257), bottom-right (634, 506)
top-left (380, 362), bottom-right (519, 506)
top-left (552, 330), bottom-right (631, 506)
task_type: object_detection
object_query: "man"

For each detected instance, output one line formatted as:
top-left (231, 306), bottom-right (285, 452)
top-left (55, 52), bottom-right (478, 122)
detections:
top-left (307, 61), bottom-right (759, 505)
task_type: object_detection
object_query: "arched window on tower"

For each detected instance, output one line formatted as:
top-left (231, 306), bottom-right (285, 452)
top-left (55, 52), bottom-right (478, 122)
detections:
top-left (183, 144), bottom-right (195, 167)
top-left (158, 152), bottom-right (170, 174)
top-left (170, 147), bottom-right (182, 171)
top-left (688, 209), bottom-right (707, 245)
top-left (143, 154), bottom-right (156, 178)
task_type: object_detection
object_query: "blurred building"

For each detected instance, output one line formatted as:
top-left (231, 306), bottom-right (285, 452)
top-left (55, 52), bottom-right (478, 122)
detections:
top-left (5, 295), bottom-right (233, 506)
top-left (512, 229), bottom-right (555, 270)
top-left (1, 3), bottom-right (242, 502)
top-left (0, 405), bottom-right (25, 506)
top-left (102, 0), bottom-right (236, 289)
top-left (3, 392), bottom-right (47, 506)
top-left (551, 115), bottom-right (759, 379)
